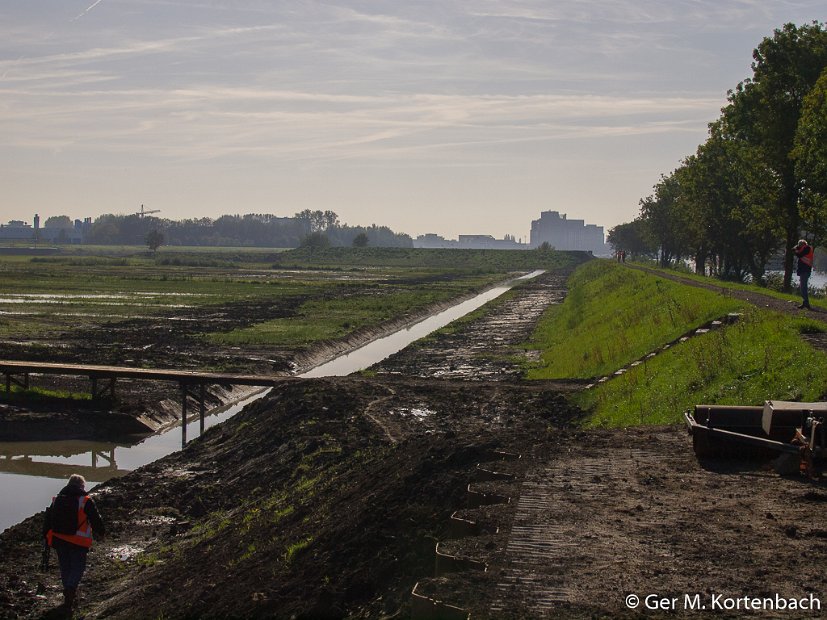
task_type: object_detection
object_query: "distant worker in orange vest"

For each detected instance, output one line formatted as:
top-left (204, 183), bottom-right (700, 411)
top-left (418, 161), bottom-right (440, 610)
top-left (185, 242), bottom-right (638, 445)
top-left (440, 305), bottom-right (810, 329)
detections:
top-left (794, 239), bottom-right (815, 310)
top-left (43, 474), bottom-right (106, 610)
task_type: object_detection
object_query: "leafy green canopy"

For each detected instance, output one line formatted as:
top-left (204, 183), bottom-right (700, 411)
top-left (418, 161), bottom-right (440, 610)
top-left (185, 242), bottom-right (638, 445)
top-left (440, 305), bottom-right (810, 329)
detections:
top-left (794, 67), bottom-right (827, 235)
top-left (622, 22), bottom-right (827, 288)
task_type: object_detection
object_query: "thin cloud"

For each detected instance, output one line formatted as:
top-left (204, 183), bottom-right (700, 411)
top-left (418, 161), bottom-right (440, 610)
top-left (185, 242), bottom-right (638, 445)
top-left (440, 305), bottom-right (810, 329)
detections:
top-left (72, 0), bottom-right (107, 22)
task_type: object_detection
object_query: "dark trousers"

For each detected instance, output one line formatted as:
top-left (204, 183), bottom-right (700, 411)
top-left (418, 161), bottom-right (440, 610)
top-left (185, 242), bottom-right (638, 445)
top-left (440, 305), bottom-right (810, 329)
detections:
top-left (800, 271), bottom-right (811, 307)
top-left (53, 539), bottom-right (88, 589)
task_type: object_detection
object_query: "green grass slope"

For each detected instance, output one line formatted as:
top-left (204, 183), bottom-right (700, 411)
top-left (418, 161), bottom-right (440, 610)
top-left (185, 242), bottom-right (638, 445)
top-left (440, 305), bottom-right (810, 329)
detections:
top-left (525, 261), bottom-right (827, 427)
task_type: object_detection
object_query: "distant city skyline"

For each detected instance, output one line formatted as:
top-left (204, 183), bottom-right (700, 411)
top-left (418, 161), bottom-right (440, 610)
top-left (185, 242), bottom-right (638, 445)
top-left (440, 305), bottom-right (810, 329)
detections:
top-left (1, 2), bottom-right (823, 240)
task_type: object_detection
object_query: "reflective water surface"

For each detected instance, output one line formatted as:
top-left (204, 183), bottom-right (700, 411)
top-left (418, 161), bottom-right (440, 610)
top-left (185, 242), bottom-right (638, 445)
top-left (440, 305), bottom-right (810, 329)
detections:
top-left (0, 392), bottom-right (263, 532)
top-left (301, 270), bottom-right (544, 377)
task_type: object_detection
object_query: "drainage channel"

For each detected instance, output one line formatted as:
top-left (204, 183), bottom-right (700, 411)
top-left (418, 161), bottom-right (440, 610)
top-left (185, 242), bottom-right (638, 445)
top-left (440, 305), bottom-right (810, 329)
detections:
top-left (0, 270), bottom-right (544, 533)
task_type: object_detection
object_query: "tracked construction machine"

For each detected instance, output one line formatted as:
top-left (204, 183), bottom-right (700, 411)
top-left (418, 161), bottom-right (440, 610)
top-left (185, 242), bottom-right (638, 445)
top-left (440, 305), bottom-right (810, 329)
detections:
top-left (685, 401), bottom-right (827, 476)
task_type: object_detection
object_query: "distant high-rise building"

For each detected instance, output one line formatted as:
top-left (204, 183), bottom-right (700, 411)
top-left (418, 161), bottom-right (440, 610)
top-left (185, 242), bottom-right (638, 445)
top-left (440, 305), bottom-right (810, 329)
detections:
top-left (529, 211), bottom-right (607, 255)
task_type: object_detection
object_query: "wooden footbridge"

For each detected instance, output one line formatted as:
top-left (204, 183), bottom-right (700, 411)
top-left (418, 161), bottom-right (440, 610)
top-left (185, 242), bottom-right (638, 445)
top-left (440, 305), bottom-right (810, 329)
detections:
top-left (0, 360), bottom-right (292, 446)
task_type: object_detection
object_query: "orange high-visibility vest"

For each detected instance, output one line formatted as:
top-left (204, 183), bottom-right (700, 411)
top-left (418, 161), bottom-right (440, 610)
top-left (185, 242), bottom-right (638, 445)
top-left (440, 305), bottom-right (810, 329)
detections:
top-left (800, 245), bottom-right (814, 267)
top-left (47, 496), bottom-right (93, 549)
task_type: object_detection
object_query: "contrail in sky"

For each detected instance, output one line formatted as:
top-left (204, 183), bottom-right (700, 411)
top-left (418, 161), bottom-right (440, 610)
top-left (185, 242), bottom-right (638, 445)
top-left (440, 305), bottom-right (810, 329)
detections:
top-left (72, 0), bottom-right (106, 21)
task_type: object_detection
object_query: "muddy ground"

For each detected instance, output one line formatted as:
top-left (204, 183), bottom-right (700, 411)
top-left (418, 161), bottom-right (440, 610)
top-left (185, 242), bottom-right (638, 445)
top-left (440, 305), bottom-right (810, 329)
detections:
top-left (373, 275), bottom-right (569, 381)
top-left (2, 268), bottom-right (827, 618)
top-left (0, 292), bottom-right (307, 439)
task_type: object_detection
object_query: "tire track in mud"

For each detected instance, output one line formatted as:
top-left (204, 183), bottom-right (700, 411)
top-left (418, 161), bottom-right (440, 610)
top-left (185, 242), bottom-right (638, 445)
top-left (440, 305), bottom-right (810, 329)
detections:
top-left (486, 428), bottom-right (827, 618)
top-left (372, 275), bottom-right (567, 381)
top-left (491, 448), bottom-right (665, 616)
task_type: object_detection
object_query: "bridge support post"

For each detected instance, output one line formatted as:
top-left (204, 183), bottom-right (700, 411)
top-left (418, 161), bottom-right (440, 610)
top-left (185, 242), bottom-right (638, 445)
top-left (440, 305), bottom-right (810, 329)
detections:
top-left (181, 383), bottom-right (209, 445)
top-left (181, 383), bottom-right (188, 448)
top-left (199, 384), bottom-right (206, 436)
top-left (4, 372), bottom-right (30, 393)
top-left (90, 376), bottom-right (116, 400)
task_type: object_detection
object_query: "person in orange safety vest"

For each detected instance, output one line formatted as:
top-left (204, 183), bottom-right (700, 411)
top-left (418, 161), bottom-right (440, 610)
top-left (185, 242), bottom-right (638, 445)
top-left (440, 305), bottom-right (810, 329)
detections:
top-left (43, 474), bottom-right (106, 610)
top-left (794, 239), bottom-right (815, 310)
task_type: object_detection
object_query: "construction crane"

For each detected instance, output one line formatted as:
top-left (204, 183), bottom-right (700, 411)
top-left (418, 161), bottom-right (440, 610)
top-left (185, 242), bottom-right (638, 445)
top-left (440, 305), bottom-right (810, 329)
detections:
top-left (134, 204), bottom-right (160, 217)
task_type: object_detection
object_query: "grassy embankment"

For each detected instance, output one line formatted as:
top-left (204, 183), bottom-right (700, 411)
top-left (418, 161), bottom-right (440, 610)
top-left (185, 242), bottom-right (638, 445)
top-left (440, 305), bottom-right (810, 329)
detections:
top-left (526, 260), bottom-right (827, 427)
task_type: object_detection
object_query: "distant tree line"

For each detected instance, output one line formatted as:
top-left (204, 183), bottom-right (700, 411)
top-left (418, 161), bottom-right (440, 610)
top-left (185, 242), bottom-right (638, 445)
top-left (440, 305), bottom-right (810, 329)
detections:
top-left (609, 22), bottom-right (827, 289)
top-left (80, 209), bottom-right (413, 249)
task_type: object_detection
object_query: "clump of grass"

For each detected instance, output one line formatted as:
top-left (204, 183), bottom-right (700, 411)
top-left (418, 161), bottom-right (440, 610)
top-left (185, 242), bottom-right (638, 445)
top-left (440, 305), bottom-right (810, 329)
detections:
top-left (0, 386), bottom-right (94, 403)
top-left (207, 284), bottom-right (493, 348)
top-left (156, 257), bottom-right (239, 269)
top-left (284, 537), bottom-right (313, 565)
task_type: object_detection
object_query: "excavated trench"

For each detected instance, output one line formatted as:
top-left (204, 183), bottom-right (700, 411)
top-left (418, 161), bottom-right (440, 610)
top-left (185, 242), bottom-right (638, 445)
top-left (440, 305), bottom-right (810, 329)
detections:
top-left (372, 274), bottom-right (567, 381)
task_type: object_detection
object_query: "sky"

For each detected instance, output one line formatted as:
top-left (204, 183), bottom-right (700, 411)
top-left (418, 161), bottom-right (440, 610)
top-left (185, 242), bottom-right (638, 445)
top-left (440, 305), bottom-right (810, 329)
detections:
top-left (1, 1), bottom-right (823, 241)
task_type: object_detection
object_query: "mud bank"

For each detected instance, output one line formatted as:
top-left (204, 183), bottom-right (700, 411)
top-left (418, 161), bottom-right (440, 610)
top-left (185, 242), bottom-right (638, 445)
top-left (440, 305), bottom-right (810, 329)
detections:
top-left (373, 272), bottom-right (567, 380)
top-left (290, 271), bottom-right (543, 375)
top-left (0, 383), bottom-right (260, 442)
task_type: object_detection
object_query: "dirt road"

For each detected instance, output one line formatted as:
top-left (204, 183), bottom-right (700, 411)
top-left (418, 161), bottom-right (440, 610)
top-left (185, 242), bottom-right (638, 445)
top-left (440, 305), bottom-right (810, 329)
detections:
top-left (418, 426), bottom-right (827, 618)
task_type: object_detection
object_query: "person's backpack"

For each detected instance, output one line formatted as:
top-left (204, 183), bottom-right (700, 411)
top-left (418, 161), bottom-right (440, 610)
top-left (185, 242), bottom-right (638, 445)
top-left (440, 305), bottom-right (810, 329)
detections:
top-left (51, 495), bottom-right (80, 535)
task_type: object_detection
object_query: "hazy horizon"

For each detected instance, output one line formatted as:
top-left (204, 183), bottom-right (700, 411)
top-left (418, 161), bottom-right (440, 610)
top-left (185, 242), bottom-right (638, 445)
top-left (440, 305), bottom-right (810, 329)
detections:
top-left (2, 1), bottom-right (822, 240)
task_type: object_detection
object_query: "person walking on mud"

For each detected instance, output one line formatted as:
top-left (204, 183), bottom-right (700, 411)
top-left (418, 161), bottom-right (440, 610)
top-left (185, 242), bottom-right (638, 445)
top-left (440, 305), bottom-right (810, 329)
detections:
top-left (43, 474), bottom-right (105, 610)
top-left (794, 239), bottom-right (815, 309)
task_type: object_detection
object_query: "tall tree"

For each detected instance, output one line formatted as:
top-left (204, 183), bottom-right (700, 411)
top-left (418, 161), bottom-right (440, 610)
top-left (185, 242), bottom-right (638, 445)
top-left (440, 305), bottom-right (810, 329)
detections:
top-left (794, 67), bottom-right (827, 243)
top-left (639, 173), bottom-right (690, 267)
top-left (607, 219), bottom-right (655, 259)
top-left (352, 232), bottom-right (369, 247)
top-left (679, 124), bottom-right (781, 281)
top-left (146, 229), bottom-right (165, 253)
top-left (721, 22), bottom-right (827, 290)
top-left (44, 215), bottom-right (73, 228)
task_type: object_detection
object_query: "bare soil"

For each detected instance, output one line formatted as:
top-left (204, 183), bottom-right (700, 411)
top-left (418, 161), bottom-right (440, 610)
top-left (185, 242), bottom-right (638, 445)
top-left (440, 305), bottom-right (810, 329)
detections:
top-left (2, 266), bottom-right (827, 618)
top-left (0, 294), bottom-right (307, 439)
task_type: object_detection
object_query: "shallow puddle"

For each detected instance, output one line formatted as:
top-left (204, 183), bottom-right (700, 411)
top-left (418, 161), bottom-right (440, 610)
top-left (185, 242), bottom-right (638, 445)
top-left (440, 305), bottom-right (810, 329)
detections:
top-left (108, 544), bottom-right (146, 562)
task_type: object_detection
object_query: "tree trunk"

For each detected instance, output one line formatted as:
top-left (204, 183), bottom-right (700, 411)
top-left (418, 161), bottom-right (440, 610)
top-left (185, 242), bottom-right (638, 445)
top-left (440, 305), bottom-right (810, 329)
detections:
top-left (781, 175), bottom-right (800, 292)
